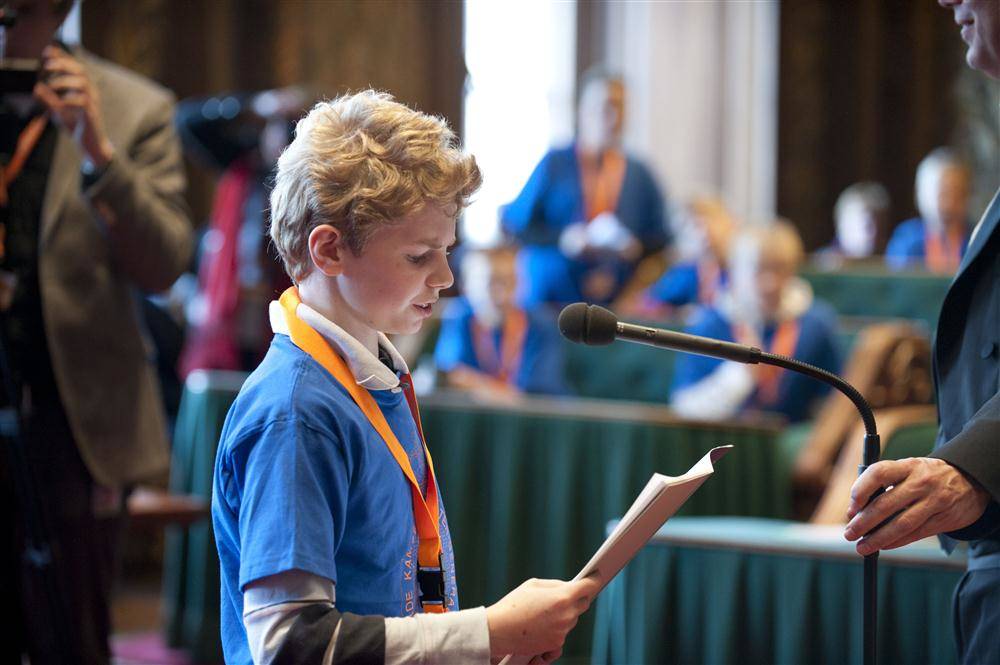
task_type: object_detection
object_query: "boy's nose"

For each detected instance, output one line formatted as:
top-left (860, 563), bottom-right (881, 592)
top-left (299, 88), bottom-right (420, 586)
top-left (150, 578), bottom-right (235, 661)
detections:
top-left (428, 255), bottom-right (454, 290)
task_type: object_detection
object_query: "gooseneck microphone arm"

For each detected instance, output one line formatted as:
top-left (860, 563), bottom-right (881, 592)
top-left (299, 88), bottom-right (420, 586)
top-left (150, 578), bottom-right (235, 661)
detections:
top-left (560, 303), bottom-right (881, 665)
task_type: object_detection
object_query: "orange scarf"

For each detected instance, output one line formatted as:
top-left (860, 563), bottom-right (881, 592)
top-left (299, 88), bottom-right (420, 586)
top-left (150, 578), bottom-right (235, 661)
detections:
top-left (0, 114), bottom-right (49, 260)
top-left (471, 308), bottom-right (528, 384)
top-left (278, 287), bottom-right (448, 612)
top-left (924, 228), bottom-right (964, 274)
top-left (578, 148), bottom-right (626, 221)
top-left (737, 319), bottom-right (800, 407)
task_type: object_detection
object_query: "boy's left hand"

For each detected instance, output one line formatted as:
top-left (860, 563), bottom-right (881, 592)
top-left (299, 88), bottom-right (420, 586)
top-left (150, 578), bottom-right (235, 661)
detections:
top-left (34, 45), bottom-right (114, 169)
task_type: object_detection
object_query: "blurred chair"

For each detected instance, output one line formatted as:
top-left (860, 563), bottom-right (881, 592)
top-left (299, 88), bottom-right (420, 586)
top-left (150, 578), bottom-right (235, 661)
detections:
top-left (811, 404), bottom-right (938, 524)
top-left (791, 322), bottom-right (933, 516)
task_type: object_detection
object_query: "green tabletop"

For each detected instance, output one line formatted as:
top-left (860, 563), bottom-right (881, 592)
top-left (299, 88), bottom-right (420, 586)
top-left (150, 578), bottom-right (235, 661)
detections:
top-left (593, 516), bottom-right (965, 665)
top-left (421, 392), bottom-right (787, 662)
top-left (800, 267), bottom-right (952, 333)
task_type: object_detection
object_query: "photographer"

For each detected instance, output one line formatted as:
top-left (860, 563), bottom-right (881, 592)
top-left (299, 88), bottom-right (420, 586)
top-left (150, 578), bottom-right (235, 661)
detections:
top-left (0, 1), bottom-right (192, 662)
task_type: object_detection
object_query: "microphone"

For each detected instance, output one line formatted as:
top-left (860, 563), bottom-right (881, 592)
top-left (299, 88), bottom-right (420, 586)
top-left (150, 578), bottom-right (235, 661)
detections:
top-left (558, 302), bottom-right (883, 665)
top-left (558, 301), bottom-right (762, 364)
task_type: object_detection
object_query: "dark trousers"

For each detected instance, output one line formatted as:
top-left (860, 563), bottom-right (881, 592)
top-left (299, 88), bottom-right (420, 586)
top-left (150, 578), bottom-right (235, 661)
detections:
top-left (953, 565), bottom-right (1000, 665)
top-left (0, 402), bottom-right (124, 665)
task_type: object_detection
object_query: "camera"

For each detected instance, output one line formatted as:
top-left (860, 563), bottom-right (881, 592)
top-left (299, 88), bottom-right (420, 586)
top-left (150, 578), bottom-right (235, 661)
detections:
top-left (1, 2), bottom-right (40, 94)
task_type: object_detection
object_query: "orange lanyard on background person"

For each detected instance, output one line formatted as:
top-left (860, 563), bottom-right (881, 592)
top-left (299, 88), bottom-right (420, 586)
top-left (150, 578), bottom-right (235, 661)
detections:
top-left (470, 308), bottom-right (528, 383)
top-left (697, 259), bottom-right (721, 305)
top-left (278, 287), bottom-right (448, 613)
top-left (578, 148), bottom-right (626, 221)
top-left (736, 319), bottom-right (800, 406)
top-left (924, 229), bottom-right (963, 274)
top-left (0, 114), bottom-right (49, 260)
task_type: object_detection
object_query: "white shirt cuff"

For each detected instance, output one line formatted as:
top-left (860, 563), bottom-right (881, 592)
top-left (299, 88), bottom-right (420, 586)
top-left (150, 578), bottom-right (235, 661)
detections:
top-left (385, 606), bottom-right (491, 665)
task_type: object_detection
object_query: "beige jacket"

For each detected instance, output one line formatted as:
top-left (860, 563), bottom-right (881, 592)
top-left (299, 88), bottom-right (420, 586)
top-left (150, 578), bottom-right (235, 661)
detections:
top-left (38, 52), bottom-right (193, 487)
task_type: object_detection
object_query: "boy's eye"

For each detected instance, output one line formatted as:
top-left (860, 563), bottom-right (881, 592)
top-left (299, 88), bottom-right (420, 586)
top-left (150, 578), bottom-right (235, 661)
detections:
top-left (406, 253), bottom-right (429, 264)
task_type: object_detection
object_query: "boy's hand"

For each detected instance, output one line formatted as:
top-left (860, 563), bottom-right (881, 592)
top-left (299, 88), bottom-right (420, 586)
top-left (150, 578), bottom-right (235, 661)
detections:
top-left (486, 576), bottom-right (601, 662)
top-left (34, 45), bottom-right (114, 169)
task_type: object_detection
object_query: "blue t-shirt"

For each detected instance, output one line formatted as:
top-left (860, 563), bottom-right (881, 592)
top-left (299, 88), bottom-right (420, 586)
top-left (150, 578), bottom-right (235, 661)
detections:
top-left (434, 298), bottom-right (571, 395)
top-left (671, 302), bottom-right (842, 423)
top-left (501, 144), bottom-right (670, 306)
top-left (646, 261), bottom-right (728, 307)
top-left (885, 217), bottom-right (969, 271)
top-left (212, 334), bottom-right (459, 664)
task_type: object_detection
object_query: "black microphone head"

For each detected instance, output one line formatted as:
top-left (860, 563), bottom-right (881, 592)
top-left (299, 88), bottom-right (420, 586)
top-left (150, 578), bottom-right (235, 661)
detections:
top-left (558, 303), bottom-right (588, 343)
top-left (558, 303), bottom-right (618, 346)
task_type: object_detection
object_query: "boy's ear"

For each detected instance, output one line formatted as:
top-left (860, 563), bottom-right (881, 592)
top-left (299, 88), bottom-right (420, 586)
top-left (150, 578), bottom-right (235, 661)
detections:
top-left (308, 224), bottom-right (346, 277)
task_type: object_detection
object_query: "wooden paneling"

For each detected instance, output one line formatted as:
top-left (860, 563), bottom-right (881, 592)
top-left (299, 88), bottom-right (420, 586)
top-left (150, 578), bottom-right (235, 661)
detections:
top-left (81, 0), bottom-right (466, 226)
top-left (777, 0), bottom-right (969, 250)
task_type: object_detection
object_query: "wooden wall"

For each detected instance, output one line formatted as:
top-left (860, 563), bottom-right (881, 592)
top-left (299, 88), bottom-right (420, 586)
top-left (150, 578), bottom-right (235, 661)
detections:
top-left (81, 0), bottom-right (466, 227)
top-left (777, 0), bottom-right (973, 251)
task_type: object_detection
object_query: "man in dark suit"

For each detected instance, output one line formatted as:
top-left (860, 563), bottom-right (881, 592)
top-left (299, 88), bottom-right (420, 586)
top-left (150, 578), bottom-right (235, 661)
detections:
top-left (844, 1), bottom-right (999, 663)
top-left (1, 1), bottom-right (193, 662)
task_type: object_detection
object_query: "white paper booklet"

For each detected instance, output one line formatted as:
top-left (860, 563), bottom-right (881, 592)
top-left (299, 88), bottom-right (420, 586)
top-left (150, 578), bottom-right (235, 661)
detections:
top-left (501, 445), bottom-right (732, 665)
top-left (574, 444), bottom-right (732, 590)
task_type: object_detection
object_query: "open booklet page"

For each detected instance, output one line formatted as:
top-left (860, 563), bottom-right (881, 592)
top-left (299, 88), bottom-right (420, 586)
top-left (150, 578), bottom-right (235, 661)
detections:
top-left (575, 445), bottom-right (732, 589)
top-left (501, 445), bottom-right (732, 665)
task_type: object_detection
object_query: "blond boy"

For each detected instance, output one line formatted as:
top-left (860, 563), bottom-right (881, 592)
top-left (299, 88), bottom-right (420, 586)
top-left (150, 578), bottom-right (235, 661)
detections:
top-left (212, 91), bottom-right (597, 665)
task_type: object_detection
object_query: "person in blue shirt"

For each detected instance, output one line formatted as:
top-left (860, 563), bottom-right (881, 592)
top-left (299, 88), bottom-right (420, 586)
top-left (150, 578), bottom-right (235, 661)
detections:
top-left (635, 197), bottom-right (736, 316)
top-left (671, 221), bottom-right (841, 423)
top-left (435, 246), bottom-right (570, 397)
top-left (502, 70), bottom-right (669, 307)
top-left (212, 91), bottom-right (598, 665)
top-left (885, 148), bottom-right (972, 273)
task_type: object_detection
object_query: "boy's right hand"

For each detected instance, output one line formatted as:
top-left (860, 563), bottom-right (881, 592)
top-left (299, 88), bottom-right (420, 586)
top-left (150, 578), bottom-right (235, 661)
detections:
top-left (486, 576), bottom-right (601, 662)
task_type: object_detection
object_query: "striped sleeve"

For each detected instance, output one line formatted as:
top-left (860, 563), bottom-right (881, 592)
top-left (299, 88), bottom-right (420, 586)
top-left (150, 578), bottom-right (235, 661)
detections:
top-left (244, 570), bottom-right (490, 665)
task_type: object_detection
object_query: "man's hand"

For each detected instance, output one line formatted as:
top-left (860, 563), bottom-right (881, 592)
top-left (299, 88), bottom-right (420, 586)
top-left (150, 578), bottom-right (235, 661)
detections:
top-left (844, 457), bottom-right (991, 555)
top-left (486, 576), bottom-right (600, 663)
top-left (34, 45), bottom-right (114, 169)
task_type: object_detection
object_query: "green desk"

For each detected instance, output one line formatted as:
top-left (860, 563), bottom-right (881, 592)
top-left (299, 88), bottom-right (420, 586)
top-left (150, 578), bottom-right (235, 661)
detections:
top-left (593, 517), bottom-right (965, 665)
top-left (562, 331), bottom-right (677, 403)
top-left (163, 377), bottom-right (787, 663)
top-left (163, 370), bottom-right (246, 663)
top-left (421, 392), bottom-right (787, 662)
top-left (801, 267), bottom-right (952, 332)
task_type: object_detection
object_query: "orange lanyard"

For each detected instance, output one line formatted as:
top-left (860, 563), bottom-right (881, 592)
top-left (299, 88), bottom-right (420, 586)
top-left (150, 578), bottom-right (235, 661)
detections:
top-left (471, 308), bottom-right (528, 383)
top-left (737, 319), bottom-right (800, 406)
top-left (278, 287), bottom-right (448, 612)
top-left (924, 229), bottom-right (962, 273)
top-left (578, 148), bottom-right (626, 221)
top-left (0, 114), bottom-right (49, 261)
top-left (697, 259), bottom-right (721, 305)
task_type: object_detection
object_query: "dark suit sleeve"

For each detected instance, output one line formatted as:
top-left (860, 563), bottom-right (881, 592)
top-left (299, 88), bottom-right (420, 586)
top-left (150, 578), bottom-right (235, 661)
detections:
top-left (86, 92), bottom-right (194, 293)
top-left (930, 391), bottom-right (1000, 540)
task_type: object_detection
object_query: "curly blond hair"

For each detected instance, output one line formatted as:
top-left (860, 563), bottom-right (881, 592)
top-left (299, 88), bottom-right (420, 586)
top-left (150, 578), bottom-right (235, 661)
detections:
top-left (269, 90), bottom-right (482, 282)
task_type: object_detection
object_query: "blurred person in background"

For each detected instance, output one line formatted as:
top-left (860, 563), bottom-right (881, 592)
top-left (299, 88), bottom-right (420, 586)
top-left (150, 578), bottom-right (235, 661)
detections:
top-left (502, 69), bottom-right (669, 307)
top-left (846, 2), bottom-right (1000, 663)
top-left (176, 87), bottom-right (303, 377)
top-left (434, 245), bottom-right (570, 398)
top-left (670, 222), bottom-right (841, 423)
top-left (886, 147), bottom-right (972, 273)
top-left (814, 181), bottom-right (890, 268)
top-left (0, 0), bottom-right (193, 662)
top-left (628, 196), bottom-right (738, 317)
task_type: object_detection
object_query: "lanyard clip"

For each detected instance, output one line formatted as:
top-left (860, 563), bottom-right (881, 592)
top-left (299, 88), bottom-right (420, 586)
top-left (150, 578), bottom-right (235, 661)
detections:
top-left (417, 555), bottom-right (446, 607)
